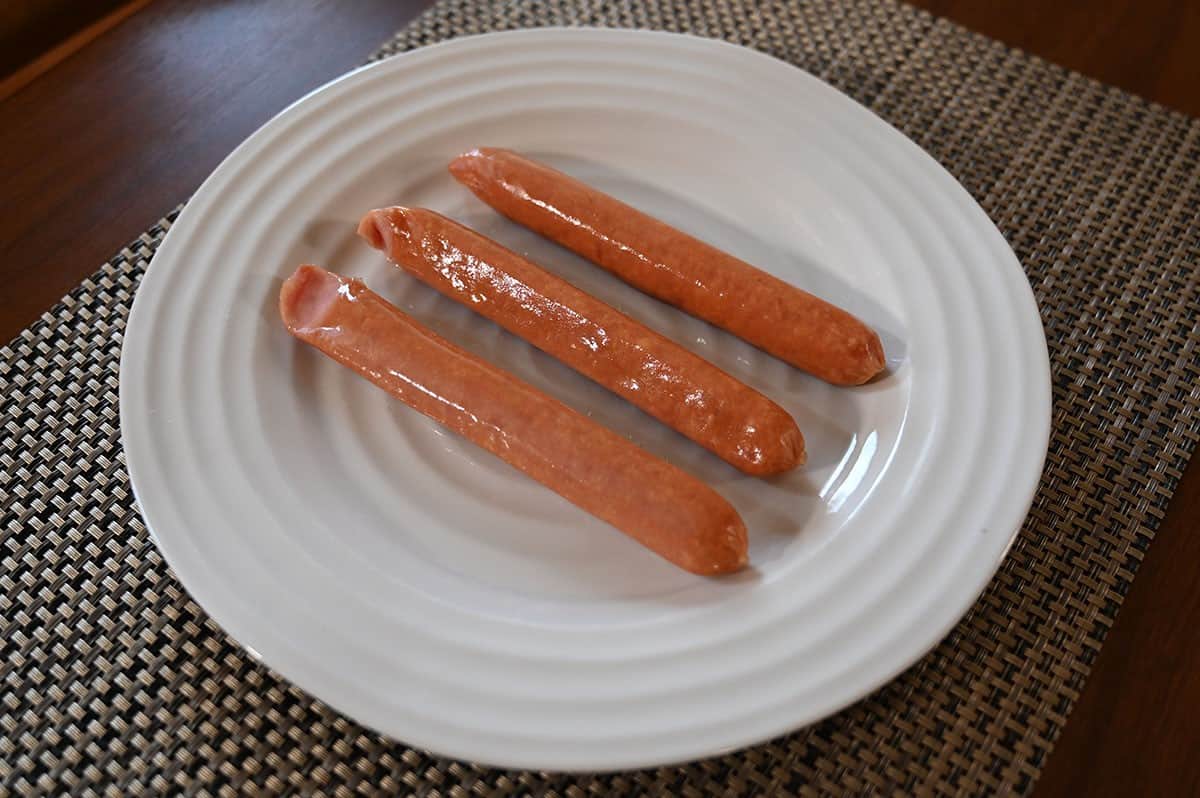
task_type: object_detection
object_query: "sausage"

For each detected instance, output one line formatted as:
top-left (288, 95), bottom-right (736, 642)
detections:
top-left (279, 265), bottom-right (748, 575)
top-left (357, 207), bottom-right (804, 475)
top-left (448, 148), bottom-right (886, 386)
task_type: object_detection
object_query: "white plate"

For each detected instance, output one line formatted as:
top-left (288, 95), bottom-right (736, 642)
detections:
top-left (120, 29), bottom-right (1051, 770)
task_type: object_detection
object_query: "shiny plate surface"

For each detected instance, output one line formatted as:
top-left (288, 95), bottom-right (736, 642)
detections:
top-left (120, 29), bottom-right (1051, 770)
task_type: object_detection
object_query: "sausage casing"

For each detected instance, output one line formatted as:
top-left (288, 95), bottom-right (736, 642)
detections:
top-left (280, 264), bottom-right (748, 575)
top-left (358, 207), bottom-right (804, 475)
top-left (449, 147), bottom-right (886, 386)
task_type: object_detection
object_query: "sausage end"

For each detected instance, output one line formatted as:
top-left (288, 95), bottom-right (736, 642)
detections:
top-left (782, 423), bottom-right (807, 469)
top-left (697, 515), bottom-right (750, 576)
top-left (730, 409), bottom-right (807, 476)
top-left (863, 329), bottom-right (887, 379)
top-left (357, 207), bottom-right (417, 254)
top-left (280, 264), bottom-right (342, 335)
top-left (448, 149), bottom-right (486, 190)
top-left (840, 327), bottom-right (887, 386)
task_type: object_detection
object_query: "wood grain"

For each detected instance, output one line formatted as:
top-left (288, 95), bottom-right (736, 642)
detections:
top-left (0, 0), bottom-right (427, 338)
top-left (910, 0), bottom-right (1200, 117)
top-left (0, 0), bottom-right (154, 101)
top-left (0, 1), bottom-right (1196, 794)
top-left (0, 0), bottom-right (129, 78)
top-left (1033, 450), bottom-right (1200, 796)
top-left (900, 5), bottom-right (1200, 793)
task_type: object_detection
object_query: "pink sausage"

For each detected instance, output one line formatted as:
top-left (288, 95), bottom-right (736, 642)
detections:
top-left (450, 147), bottom-right (886, 386)
top-left (358, 206), bottom-right (804, 475)
top-left (280, 265), bottom-right (749, 575)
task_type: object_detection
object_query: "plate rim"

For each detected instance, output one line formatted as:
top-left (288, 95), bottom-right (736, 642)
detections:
top-left (119, 26), bottom-right (1052, 771)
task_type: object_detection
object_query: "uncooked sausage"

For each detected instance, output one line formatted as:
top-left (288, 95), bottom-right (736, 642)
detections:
top-left (357, 206), bottom-right (804, 475)
top-left (280, 264), bottom-right (748, 575)
top-left (449, 147), bottom-right (885, 386)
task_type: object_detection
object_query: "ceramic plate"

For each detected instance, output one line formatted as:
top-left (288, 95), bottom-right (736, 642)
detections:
top-left (120, 28), bottom-right (1051, 770)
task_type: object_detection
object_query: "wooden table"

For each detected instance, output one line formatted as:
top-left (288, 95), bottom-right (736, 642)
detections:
top-left (1, 1), bottom-right (1196, 794)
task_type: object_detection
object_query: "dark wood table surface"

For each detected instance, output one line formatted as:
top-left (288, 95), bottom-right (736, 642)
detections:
top-left (1, 1), bottom-right (1196, 794)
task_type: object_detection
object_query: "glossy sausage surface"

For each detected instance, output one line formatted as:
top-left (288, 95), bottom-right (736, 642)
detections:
top-left (358, 206), bottom-right (804, 475)
top-left (449, 147), bottom-right (886, 386)
top-left (280, 265), bottom-right (748, 575)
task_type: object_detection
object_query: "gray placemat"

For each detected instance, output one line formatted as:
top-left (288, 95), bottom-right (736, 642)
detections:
top-left (4, 0), bottom-right (1199, 794)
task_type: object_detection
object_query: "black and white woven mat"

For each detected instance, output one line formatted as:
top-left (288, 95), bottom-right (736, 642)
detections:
top-left (4, 0), bottom-right (1200, 794)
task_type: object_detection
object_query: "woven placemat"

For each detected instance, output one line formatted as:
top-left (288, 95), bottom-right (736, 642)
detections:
top-left (4, 0), bottom-right (1199, 794)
